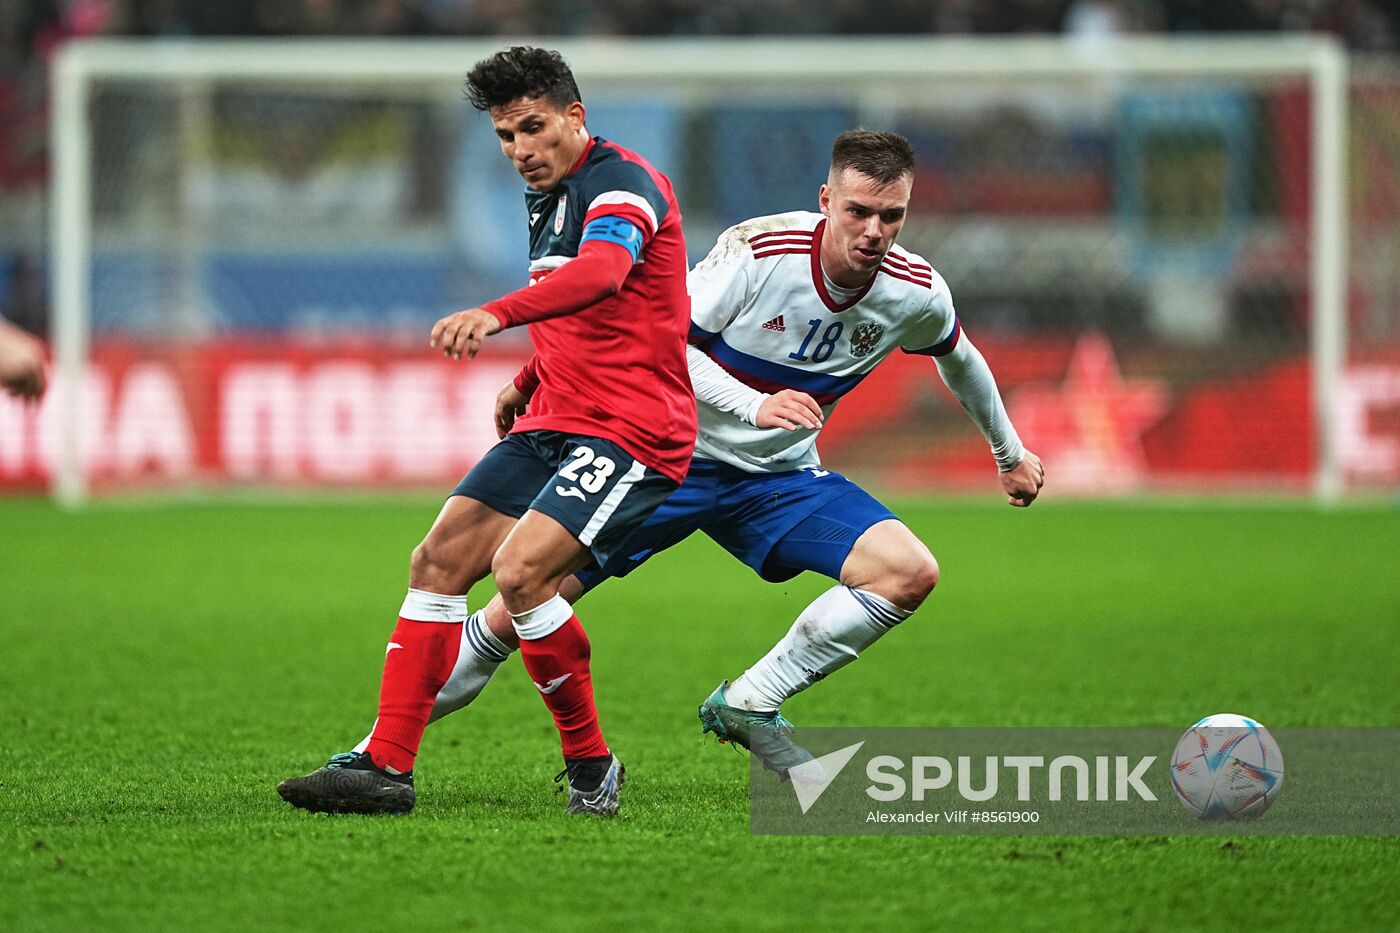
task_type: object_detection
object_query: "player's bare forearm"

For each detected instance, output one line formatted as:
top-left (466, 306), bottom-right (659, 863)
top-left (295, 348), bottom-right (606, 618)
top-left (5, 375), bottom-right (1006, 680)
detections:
top-left (430, 308), bottom-right (502, 360)
top-left (1000, 450), bottom-right (1044, 508)
top-left (494, 381), bottom-right (530, 439)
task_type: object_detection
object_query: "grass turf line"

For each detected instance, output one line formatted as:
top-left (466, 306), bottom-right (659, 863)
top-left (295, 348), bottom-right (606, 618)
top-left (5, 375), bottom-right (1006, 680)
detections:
top-left (2, 499), bottom-right (1398, 931)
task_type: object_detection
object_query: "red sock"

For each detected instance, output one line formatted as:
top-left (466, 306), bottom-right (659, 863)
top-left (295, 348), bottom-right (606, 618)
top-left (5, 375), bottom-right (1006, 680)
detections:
top-left (365, 617), bottom-right (462, 774)
top-left (517, 614), bottom-right (609, 759)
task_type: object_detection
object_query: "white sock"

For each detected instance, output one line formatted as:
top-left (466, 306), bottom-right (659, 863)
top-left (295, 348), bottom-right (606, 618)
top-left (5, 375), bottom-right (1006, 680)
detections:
top-left (509, 593), bottom-right (573, 642)
top-left (724, 585), bottom-right (913, 712)
top-left (399, 587), bottom-right (468, 622)
top-left (353, 610), bottom-right (514, 753)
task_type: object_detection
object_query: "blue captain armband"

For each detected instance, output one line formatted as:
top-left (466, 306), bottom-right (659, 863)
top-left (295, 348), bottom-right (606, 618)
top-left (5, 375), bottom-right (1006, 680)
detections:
top-left (580, 216), bottom-right (646, 263)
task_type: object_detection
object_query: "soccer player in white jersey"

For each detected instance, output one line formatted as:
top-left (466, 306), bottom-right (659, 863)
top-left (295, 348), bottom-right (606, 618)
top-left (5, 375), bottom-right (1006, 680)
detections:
top-left (344, 130), bottom-right (1043, 776)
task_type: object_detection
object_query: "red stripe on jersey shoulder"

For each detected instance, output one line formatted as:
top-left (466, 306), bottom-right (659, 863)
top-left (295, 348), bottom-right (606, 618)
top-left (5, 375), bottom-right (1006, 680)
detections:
top-left (753, 247), bottom-right (810, 261)
top-left (881, 254), bottom-right (932, 280)
top-left (749, 230), bottom-right (815, 253)
top-left (880, 264), bottom-right (934, 289)
top-left (883, 250), bottom-right (934, 277)
top-left (749, 228), bottom-right (815, 244)
top-left (750, 231), bottom-right (817, 246)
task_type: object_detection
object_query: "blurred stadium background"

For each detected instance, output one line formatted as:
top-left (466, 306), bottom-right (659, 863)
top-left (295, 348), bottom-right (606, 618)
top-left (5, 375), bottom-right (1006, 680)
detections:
top-left (1, 1), bottom-right (1399, 504)
top-left (5, 8), bottom-right (1400, 931)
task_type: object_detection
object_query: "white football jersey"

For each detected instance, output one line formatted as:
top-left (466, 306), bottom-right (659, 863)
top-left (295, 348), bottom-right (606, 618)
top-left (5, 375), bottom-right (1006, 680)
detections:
top-left (687, 211), bottom-right (959, 472)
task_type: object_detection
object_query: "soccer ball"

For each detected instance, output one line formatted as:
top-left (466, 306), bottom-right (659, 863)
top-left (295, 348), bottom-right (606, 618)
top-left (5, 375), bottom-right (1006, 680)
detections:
top-left (1169, 713), bottom-right (1284, 820)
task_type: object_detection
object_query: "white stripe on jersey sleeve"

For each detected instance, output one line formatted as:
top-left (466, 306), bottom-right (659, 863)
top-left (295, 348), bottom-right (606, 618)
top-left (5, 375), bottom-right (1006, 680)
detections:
top-left (586, 191), bottom-right (659, 235)
top-left (528, 254), bottom-right (573, 273)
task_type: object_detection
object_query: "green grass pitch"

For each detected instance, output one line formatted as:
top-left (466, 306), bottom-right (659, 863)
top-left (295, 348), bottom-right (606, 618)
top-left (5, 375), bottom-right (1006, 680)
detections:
top-left (2, 497), bottom-right (1398, 931)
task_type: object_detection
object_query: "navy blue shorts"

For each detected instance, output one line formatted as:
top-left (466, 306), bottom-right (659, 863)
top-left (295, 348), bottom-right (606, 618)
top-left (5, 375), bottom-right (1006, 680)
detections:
top-left (575, 457), bottom-right (897, 589)
top-left (451, 431), bottom-right (678, 571)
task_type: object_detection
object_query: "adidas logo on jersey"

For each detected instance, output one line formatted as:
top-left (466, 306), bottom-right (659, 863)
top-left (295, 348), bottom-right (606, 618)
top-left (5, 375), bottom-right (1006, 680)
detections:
top-left (762, 315), bottom-right (786, 332)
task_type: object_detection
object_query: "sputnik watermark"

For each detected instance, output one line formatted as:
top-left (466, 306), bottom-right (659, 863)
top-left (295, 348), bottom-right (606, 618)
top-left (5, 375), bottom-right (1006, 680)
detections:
top-left (786, 742), bottom-right (864, 814)
top-left (786, 747), bottom-right (1156, 815)
top-left (749, 727), bottom-right (1400, 836)
top-left (865, 754), bottom-right (1156, 802)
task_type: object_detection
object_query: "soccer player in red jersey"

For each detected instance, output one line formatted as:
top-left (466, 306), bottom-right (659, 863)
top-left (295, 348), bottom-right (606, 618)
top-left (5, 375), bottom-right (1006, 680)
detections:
top-left (327, 131), bottom-right (1043, 788)
top-left (277, 46), bottom-right (695, 817)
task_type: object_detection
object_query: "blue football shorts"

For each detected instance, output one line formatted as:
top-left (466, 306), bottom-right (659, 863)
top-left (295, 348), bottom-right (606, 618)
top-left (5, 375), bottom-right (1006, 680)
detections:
top-left (451, 430), bottom-right (678, 571)
top-left (574, 457), bottom-right (898, 590)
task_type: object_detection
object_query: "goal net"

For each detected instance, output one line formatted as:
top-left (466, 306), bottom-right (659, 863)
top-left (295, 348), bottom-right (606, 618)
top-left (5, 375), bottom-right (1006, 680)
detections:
top-left (15, 36), bottom-right (1391, 503)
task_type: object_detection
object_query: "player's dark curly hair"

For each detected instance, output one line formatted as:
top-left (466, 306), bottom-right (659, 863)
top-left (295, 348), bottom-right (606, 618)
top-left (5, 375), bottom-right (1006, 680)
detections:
top-left (830, 130), bottom-right (915, 185)
top-left (464, 46), bottom-right (582, 112)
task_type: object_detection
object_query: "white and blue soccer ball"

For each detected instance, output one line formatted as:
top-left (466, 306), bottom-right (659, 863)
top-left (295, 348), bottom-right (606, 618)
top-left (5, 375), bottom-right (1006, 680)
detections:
top-left (1170, 713), bottom-right (1284, 820)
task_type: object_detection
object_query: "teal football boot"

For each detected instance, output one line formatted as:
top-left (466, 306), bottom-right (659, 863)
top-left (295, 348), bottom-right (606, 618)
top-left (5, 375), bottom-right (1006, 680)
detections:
top-left (698, 681), bottom-right (814, 777)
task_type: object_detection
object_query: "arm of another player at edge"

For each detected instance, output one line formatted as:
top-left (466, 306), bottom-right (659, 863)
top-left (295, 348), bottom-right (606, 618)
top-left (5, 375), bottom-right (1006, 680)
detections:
top-left (0, 318), bottom-right (47, 400)
top-left (932, 333), bottom-right (1045, 507)
top-left (430, 240), bottom-right (635, 360)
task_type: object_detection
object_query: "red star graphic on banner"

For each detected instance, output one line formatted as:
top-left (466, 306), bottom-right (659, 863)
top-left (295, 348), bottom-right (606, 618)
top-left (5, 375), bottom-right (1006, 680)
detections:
top-left (1010, 333), bottom-right (1169, 493)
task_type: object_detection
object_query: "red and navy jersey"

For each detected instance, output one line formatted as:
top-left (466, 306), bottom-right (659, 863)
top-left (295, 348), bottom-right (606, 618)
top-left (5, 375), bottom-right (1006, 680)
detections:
top-left (509, 137), bottom-right (696, 484)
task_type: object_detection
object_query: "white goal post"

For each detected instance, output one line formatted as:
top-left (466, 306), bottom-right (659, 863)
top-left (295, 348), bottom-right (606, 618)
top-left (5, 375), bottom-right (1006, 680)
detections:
top-left (47, 36), bottom-right (1349, 504)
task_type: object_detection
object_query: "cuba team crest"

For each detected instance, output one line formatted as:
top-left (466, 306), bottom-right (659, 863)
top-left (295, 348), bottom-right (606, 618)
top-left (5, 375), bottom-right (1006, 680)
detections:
top-left (554, 195), bottom-right (568, 235)
top-left (849, 321), bottom-right (884, 358)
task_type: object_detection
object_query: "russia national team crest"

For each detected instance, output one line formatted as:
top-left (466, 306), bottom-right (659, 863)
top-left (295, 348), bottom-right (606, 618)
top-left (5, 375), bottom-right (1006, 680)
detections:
top-left (553, 195), bottom-right (568, 235)
top-left (849, 321), bottom-right (884, 358)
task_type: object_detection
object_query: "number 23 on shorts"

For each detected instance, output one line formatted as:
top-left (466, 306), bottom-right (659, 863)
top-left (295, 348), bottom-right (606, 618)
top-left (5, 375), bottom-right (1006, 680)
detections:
top-left (555, 445), bottom-right (616, 501)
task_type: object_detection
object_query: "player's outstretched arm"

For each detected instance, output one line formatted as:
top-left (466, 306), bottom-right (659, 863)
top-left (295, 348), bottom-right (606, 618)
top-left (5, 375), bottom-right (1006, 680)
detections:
top-left (0, 319), bottom-right (46, 400)
top-left (430, 241), bottom-right (636, 362)
top-left (932, 332), bottom-right (1045, 505)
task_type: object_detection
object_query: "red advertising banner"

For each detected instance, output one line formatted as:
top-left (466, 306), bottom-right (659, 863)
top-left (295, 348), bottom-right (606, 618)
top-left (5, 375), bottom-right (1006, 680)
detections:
top-left (0, 343), bottom-right (524, 491)
top-left (2, 338), bottom-right (1399, 495)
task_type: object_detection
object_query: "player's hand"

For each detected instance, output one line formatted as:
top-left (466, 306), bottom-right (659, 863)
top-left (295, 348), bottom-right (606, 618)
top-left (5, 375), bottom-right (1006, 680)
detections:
top-left (494, 381), bottom-right (530, 439)
top-left (1001, 450), bottom-right (1044, 508)
top-left (0, 324), bottom-right (47, 400)
top-left (755, 389), bottom-right (824, 431)
top-left (430, 307), bottom-right (502, 360)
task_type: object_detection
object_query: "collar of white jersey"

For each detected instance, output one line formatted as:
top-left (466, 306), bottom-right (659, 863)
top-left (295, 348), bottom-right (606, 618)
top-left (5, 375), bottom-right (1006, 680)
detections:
top-left (810, 219), bottom-right (878, 313)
